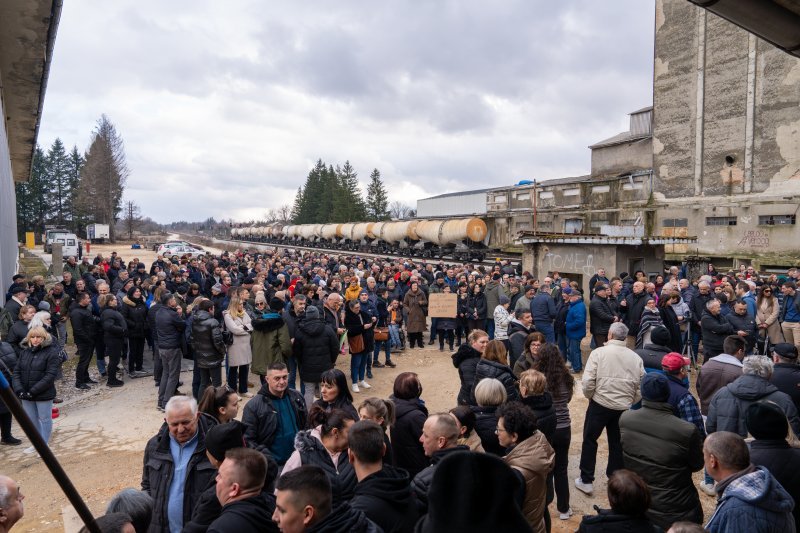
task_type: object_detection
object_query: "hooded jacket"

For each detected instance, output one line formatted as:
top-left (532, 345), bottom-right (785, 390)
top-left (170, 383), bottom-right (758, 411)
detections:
top-left (207, 494), bottom-right (279, 533)
top-left (706, 466), bottom-right (796, 532)
top-left (12, 335), bottom-right (61, 401)
top-left (306, 503), bottom-right (381, 533)
top-left (69, 302), bottom-right (97, 346)
top-left (696, 354), bottom-right (743, 415)
top-left (520, 393), bottom-right (556, 444)
top-left (452, 344), bottom-right (481, 406)
top-left (707, 374), bottom-right (800, 438)
top-left (250, 312), bottom-right (291, 376)
top-left (634, 343), bottom-right (672, 372)
top-left (120, 293), bottom-right (148, 338)
top-left (190, 309), bottom-right (226, 369)
top-left (504, 431), bottom-right (555, 533)
top-left (507, 320), bottom-right (532, 365)
top-left (293, 317), bottom-right (339, 383)
top-left (411, 445), bottom-right (470, 514)
top-left (351, 464), bottom-right (418, 533)
top-left (292, 428), bottom-right (357, 507)
top-left (472, 358), bottom-right (520, 405)
top-left (390, 396), bottom-right (429, 479)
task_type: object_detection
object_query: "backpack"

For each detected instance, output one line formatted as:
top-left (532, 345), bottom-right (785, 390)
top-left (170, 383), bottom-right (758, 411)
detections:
top-left (0, 308), bottom-right (13, 340)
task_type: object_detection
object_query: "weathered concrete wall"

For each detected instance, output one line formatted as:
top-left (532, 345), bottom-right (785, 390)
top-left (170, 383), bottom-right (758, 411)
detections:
top-left (591, 139), bottom-right (653, 177)
top-left (0, 78), bottom-right (20, 300)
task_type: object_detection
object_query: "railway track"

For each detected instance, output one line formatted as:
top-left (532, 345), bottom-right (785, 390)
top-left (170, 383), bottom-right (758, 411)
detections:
top-left (187, 234), bottom-right (522, 267)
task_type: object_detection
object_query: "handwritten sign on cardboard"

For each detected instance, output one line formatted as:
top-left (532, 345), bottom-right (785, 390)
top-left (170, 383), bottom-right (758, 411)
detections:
top-left (428, 293), bottom-right (457, 318)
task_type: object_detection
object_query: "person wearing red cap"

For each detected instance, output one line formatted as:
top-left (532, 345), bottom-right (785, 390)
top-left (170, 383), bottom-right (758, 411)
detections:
top-left (662, 353), bottom-right (706, 438)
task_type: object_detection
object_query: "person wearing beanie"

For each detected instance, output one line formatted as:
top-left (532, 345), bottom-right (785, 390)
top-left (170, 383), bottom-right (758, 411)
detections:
top-left (746, 401), bottom-right (800, 528)
top-left (619, 373), bottom-right (705, 529)
top-left (634, 325), bottom-right (673, 372)
top-left (414, 451), bottom-right (532, 533)
top-left (250, 295), bottom-right (291, 387)
top-left (293, 305), bottom-right (340, 409)
top-left (661, 353), bottom-right (706, 438)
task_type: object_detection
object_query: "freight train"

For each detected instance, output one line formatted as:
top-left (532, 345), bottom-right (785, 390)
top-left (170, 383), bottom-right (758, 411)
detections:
top-left (230, 218), bottom-right (491, 261)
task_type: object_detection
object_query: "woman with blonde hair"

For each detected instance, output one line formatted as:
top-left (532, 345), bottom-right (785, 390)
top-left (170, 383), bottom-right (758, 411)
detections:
top-left (359, 397), bottom-right (396, 465)
top-left (471, 339), bottom-right (519, 405)
top-left (12, 327), bottom-right (61, 449)
top-left (224, 289), bottom-right (253, 396)
top-left (452, 329), bottom-right (489, 405)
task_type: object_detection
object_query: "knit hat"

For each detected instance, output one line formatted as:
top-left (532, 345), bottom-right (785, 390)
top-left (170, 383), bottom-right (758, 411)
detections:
top-left (641, 372), bottom-right (670, 402)
top-left (305, 305), bottom-right (320, 320)
top-left (416, 451), bottom-right (530, 533)
top-left (269, 297), bottom-right (284, 312)
top-left (211, 283), bottom-right (223, 293)
top-left (205, 421), bottom-right (245, 462)
top-left (499, 295), bottom-right (510, 305)
top-left (562, 287), bottom-right (573, 295)
top-left (650, 326), bottom-right (671, 347)
top-left (661, 353), bottom-right (690, 372)
top-left (746, 401), bottom-right (789, 440)
top-left (772, 343), bottom-right (799, 360)
top-left (37, 301), bottom-right (51, 312)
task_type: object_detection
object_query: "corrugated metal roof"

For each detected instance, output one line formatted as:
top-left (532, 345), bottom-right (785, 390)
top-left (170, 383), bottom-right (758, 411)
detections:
top-left (629, 106), bottom-right (653, 115)
top-left (589, 132), bottom-right (651, 150)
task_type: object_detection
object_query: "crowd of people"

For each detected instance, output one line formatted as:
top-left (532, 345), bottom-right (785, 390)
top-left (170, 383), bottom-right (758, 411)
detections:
top-left (1, 248), bottom-right (800, 532)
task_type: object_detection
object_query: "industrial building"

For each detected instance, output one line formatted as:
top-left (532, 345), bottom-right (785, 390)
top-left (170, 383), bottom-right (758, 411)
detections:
top-left (0, 1), bottom-right (61, 298)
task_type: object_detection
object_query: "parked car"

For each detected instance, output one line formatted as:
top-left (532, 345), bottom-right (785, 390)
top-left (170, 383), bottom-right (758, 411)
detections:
top-left (158, 244), bottom-right (205, 258)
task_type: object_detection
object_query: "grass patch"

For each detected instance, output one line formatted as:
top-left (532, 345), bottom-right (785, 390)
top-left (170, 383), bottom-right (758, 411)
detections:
top-left (18, 256), bottom-right (49, 278)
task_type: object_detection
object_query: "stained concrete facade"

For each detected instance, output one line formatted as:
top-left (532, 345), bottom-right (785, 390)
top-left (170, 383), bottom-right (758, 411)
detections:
top-left (652, 0), bottom-right (800, 267)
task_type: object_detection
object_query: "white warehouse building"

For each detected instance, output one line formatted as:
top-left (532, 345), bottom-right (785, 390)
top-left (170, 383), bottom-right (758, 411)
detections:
top-left (415, 188), bottom-right (489, 218)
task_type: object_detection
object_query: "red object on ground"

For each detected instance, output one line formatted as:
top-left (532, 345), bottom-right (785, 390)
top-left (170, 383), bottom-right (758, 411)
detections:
top-left (51, 407), bottom-right (59, 419)
top-left (85, 242), bottom-right (91, 254)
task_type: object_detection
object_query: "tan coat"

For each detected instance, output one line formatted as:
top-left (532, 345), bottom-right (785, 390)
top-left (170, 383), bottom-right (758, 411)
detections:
top-left (756, 296), bottom-right (784, 343)
top-left (223, 310), bottom-right (253, 367)
top-left (504, 431), bottom-right (555, 533)
top-left (458, 431), bottom-right (485, 453)
top-left (403, 290), bottom-right (428, 333)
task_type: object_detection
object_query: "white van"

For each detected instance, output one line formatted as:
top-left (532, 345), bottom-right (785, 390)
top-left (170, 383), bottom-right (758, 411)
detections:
top-left (44, 228), bottom-right (70, 253)
top-left (52, 233), bottom-right (80, 258)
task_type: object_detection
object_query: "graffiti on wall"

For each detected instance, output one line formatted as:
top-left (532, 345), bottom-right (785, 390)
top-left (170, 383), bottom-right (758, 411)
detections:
top-left (544, 252), bottom-right (595, 275)
top-left (737, 230), bottom-right (769, 248)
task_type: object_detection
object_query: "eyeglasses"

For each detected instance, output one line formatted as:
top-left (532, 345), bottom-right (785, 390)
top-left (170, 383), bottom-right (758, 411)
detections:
top-left (495, 427), bottom-right (508, 434)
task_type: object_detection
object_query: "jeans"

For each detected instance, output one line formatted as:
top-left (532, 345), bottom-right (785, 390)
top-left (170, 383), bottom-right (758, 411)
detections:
top-left (157, 347), bottom-right (183, 408)
top-left (535, 322), bottom-right (555, 344)
top-left (692, 329), bottom-right (702, 359)
top-left (287, 356), bottom-right (298, 390)
top-left (350, 352), bottom-right (367, 384)
top-left (21, 399), bottom-right (53, 444)
top-left (303, 381), bottom-right (318, 410)
top-left (486, 319), bottom-right (495, 340)
top-left (552, 426), bottom-right (572, 513)
top-left (227, 364), bottom-right (249, 394)
top-left (373, 340), bottom-right (391, 363)
top-left (75, 340), bottom-right (95, 385)
top-left (95, 335), bottom-right (107, 375)
top-left (567, 337), bottom-right (582, 372)
top-left (429, 318), bottom-right (439, 341)
top-left (197, 365), bottom-right (222, 399)
top-left (388, 325), bottom-right (402, 349)
top-left (579, 400), bottom-right (624, 483)
top-left (56, 321), bottom-right (67, 348)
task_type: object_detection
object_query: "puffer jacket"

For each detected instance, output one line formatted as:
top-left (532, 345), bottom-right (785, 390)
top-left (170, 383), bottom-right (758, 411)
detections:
top-left (250, 312), bottom-right (291, 376)
top-left (155, 305), bottom-right (185, 350)
top-left (141, 415), bottom-right (216, 533)
top-left (471, 404), bottom-right (503, 456)
top-left (493, 305), bottom-right (511, 340)
top-left (191, 309), bottom-right (226, 369)
top-left (69, 302), bottom-right (97, 346)
top-left (706, 466), bottom-right (796, 533)
top-left (6, 320), bottom-right (30, 357)
top-left (504, 431), bottom-right (555, 533)
top-left (520, 393), bottom-right (556, 444)
top-left (293, 428), bottom-right (356, 507)
top-left (294, 317), bottom-right (339, 383)
top-left (12, 334), bottom-right (61, 401)
top-left (507, 320), bottom-right (532, 366)
top-left (707, 374), bottom-right (800, 438)
top-left (466, 291), bottom-right (487, 320)
top-left (0, 341), bottom-right (17, 415)
top-left (390, 396), bottom-right (429, 479)
top-left (750, 439), bottom-right (800, 528)
top-left (411, 445), bottom-right (470, 514)
top-left (620, 400), bottom-right (704, 529)
top-left (101, 307), bottom-right (128, 346)
top-left (452, 344), bottom-right (481, 406)
top-left (120, 295), bottom-right (148, 338)
top-left (582, 339), bottom-right (645, 411)
top-left (472, 358), bottom-right (519, 405)
top-left (634, 343), bottom-right (672, 372)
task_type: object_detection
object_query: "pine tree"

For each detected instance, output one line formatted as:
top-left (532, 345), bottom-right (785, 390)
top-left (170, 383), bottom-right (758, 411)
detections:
top-left (68, 145), bottom-right (84, 230)
top-left (47, 138), bottom-right (72, 227)
top-left (365, 168), bottom-right (389, 221)
top-left (335, 160), bottom-right (367, 221)
top-left (16, 145), bottom-right (51, 238)
top-left (291, 187), bottom-right (304, 223)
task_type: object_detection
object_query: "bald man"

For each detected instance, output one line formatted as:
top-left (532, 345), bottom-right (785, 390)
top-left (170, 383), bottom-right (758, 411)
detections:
top-left (0, 475), bottom-right (24, 533)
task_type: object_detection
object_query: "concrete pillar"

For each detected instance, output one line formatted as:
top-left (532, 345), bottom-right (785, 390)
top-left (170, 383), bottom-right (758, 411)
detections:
top-left (50, 242), bottom-right (63, 279)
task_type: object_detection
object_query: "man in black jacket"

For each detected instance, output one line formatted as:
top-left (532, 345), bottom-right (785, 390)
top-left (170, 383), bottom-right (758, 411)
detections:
top-left (242, 362), bottom-right (308, 468)
top-left (770, 343), bottom-right (800, 411)
top-left (701, 299), bottom-right (741, 362)
top-left (208, 448), bottom-right (277, 533)
top-left (293, 305), bottom-right (339, 410)
top-left (589, 285), bottom-right (618, 348)
top-left (727, 299), bottom-right (758, 354)
top-left (689, 281), bottom-right (714, 357)
top-left (634, 326), bottom-right (672, 372)
top-left (620, 281), bottom-right (648, 348)
top-left (348, 420), bottom-right (418, 533)
top-left (411, 413), bottom-right (469, 514)
top-left (191, 300), bottom-right (226, 395)
top-left (507, 309), bottom-right (533, 367)
top-left (142, 396), bottom-right (215, 533)
top-left (70, 292), bottom-right (97, 390)
top-left (155, 293), bottom-right (185, 411)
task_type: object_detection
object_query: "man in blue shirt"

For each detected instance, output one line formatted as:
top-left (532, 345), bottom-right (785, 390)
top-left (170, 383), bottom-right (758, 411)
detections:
top-left (781, 281), bottom-right (800, 355)
top-left (142, 396), bottom-right (215, 533)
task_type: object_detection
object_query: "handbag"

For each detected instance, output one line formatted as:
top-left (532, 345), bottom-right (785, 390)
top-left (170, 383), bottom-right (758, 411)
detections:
top-left (222, 330), bottom-right (234, 346)
top-left (348, 334), bottom-right (365, 354)
top-left (374, 327), bottom-right (389, 342)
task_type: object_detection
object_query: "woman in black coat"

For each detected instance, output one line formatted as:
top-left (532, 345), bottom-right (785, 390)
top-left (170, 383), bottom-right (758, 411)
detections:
top-left (471, 340), bottom-right (519, 405)
top-left (6, 304), bottom-right (36, 357)
top-left (467, 284), bottom-right (488, 332)
top-left (344, 299), bottom-right (375, 392)
top-left (120, 286), bottom-right (148, 375)
top-left (293, 308), bottom-right (339, 410)
top-left (0, 340), bottom-right (21, 445)
top-left (12, 327), bottom-right (61, 447)
top-left (100, 294), bottom-right (127, 387)
top-left (658, 294), bottom-right (683, 353)
top-left (452, 329), bottom-right (488, 405)
top-left (389, 372), bottom-right (429, 478)
top-left (456, 283), bottom-right (472, 345)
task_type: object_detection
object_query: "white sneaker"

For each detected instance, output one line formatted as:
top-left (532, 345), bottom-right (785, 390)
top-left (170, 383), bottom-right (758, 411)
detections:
top-left (351, 383), bottom-right (360, 393)
top-left (699, 481), bottom-right (716, 496)
top-left (566, 361), bottom-right (573, 369)
top-left (359, 380), bottom-right (372, 389)
top-left (559, 509), bottom-right (574, 520)
top-left (574, 477), bottom-right (594, 495)
top-left (23, 446), bottom-right (36, 455)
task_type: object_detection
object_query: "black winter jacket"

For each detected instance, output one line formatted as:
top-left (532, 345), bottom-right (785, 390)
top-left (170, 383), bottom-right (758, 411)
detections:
top-left (467, 292), bottom-right (487, 319)
top-left (69, 303), bottom-right (97, 345)
top-left (147, 302), bottom-right (164, 345)
top-left (700, 311), bottom-right (735, 358)
top-left (293, 429), bottom-right (357, 507)
top-left (207, 495), bottom-right (278, 533)
top-left (690, 292), bottom-right (714, 329)
top-left (306, 503), bottom-right (381, 533)
top-left (351, 465), bottom-right (418, 533)
top-left (750, 439), bottom-right (800, 528)
top-left (578, 509), bottom-right (659, 533)
top-left (725, 311), bottom-right (758, 353)
top-left (452, 344), bottom-right (481, 406)
top-left (634, 343), bottom-right (671, 371)
top-left (345, 307), bottom-right (374, 353)
top-left (6, 320), bottom-right (30, 357)
top-left (622, 291), bottom-right (648, 336)
top-left (242, 385), bottom-right (308, 452)
top-left (521, 393), bottom-right (557, 444)
top-left (155, 305), bottom-right (185, 350)
top-left (313, 397), bottom-right (359, 423)
top-left (471, 404), bottom-right (503, 456)
top-left (507, 321), bottom-right (532, 366)
top-left (411, 445), bottom-right (470, 515)
top-left (472, 358), bottom-right (520, 405)
top-left (771, 363), bottom-right (800, 411)
top-left (141, 416), bottom-right (216, 533)
top-left (0, 341), bottom-right (17, 415)
top-left (390, 396), bottom-right (429, 479)
top-left (120, 296), bottom-right (148, 338)
top-left (12, 335), bottom-right (61, 401)
top-left (190, 310), bottom-right (225, 369)
top-left (101, 307), bottom-right (128, 346)
top-left (293, 317), bottom-right (339, 383)
top-left (589, 295), bottom-right (617, 336)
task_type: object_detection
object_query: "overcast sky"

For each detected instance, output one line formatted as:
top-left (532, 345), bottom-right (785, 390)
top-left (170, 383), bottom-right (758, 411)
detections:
top-left (38, 1), bottom-right (655, 224)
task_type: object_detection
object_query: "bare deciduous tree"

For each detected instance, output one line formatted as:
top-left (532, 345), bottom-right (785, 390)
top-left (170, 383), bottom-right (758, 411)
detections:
top-left (122, 200), bottom-right (142, 239)
top-left (388, 201), bottom-right (414, 220)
